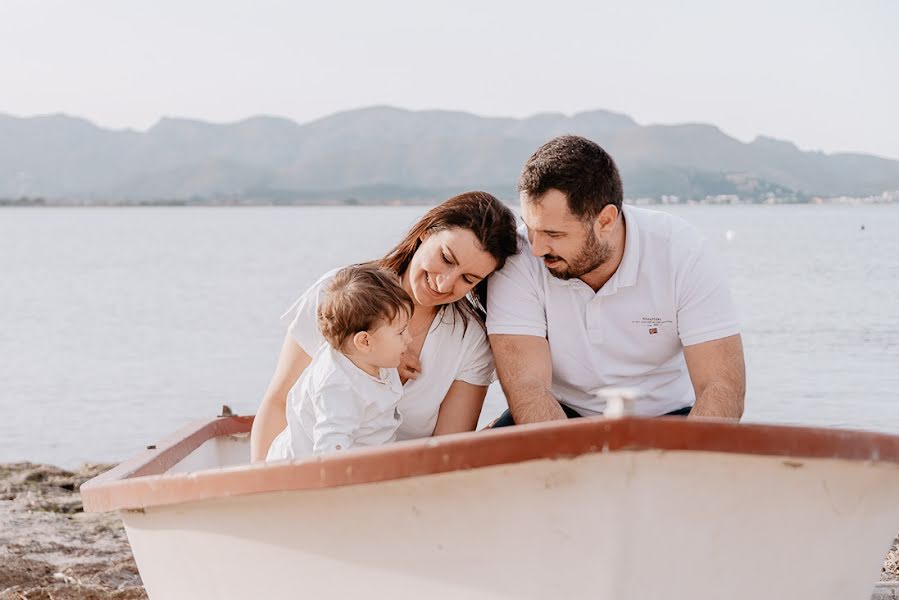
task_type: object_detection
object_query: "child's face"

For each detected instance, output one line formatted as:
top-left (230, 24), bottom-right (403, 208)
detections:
top-left (365, 311), bottom-right (412, 369)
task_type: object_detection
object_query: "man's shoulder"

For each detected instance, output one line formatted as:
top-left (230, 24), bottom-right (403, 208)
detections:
top-left (499, 228), bottom-right (544, 275)
top-left (487, 237), bottom-right (548, 307)
top-left (626, 204), bottom-right (698, 236)
top-left (486, 229), bottom-right (549, 335)
top-left (625, 205), bottom-right (706, 258)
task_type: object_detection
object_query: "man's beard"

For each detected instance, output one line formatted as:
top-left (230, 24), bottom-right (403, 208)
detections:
top-left (544, 228), bottom-right (612, 280)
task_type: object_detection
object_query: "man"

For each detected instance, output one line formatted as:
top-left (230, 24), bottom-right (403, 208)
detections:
top-left (487, 135), bottom-right (744, 424)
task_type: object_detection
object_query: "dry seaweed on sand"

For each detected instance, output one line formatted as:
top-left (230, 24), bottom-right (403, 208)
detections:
top-left (884, 535), bottom-right (899, 581)
top-left (0, 463), bottom-right (146, 599)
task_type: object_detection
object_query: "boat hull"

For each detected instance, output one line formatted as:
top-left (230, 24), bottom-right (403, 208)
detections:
top-left (119, 444), bottom-right (899, 600)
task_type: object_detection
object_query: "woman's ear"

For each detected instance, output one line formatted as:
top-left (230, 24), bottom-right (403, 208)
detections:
top-left (351, 331), bottom-right (371, 353)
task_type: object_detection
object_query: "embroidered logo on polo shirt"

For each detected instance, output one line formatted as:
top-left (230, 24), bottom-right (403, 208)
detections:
top-left (632, 317), bottom-right (672, 335)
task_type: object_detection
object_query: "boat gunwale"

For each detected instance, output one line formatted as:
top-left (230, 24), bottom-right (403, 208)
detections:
top-left (80, 416), bottom-right (899, 513)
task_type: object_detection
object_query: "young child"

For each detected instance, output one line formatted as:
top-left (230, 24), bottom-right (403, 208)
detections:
top-left (266, 264), bottom-right (414, 459)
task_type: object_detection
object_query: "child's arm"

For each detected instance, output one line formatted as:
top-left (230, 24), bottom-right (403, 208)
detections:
top-left (310, 382), bottom-right (367, 453)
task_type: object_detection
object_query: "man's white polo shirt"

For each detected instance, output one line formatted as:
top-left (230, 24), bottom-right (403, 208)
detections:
top-left (486, 204), bottom-right (740, 416)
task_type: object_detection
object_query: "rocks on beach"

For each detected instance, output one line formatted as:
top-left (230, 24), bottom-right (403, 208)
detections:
top-left (886, 539), bottom-right (899, 582)
top-left (0, 463), bottom-right (146, 599)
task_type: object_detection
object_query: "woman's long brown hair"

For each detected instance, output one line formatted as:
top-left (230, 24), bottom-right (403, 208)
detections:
top-left (377, 191), bottom-right (518, 329)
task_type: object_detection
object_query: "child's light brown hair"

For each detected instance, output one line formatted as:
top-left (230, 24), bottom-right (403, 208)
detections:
top-left (317, 264), bottom-right (414, 351)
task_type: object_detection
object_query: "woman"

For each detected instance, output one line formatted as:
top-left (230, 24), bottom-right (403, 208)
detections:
top-left (250, 191), bottom-right (519, 461)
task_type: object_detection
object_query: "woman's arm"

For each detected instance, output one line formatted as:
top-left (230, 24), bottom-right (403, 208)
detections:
top-left (250, 335), bottom-right (312, 462)
top-left (431, 380), bottom-right (488, 436)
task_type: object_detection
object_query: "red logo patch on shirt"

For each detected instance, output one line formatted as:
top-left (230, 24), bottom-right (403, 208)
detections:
top-left (648, 327), bottom-right (659, 335)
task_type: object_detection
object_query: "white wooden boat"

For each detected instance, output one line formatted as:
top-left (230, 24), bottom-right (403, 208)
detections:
top-left (80, 415), bottom-right (899, 600)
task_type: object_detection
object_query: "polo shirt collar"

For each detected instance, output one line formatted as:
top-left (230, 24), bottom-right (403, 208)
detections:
top-left (608, 204), bottom-right (640, 291)
top-left (328, 344), bottom-right (394, 387)
top-left (554, 204), bottom-right (640, 296)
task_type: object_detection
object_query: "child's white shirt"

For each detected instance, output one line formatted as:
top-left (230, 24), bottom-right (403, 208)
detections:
top-left (281, 268), bottom-right (496, 440)
top-left (267, 344), bottom-right (404, 460)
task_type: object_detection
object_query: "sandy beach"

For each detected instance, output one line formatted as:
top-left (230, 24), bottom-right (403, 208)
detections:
top-left (0, 463), bottom-right (145, 599)
top-left (0, 461), bottom-right (896, 599)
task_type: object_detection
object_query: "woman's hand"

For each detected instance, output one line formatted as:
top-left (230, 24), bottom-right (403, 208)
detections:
top-left (398, 351), bottom-right (421, 383)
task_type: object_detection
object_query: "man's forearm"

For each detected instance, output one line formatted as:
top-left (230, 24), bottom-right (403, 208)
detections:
top-left (503, 378), bottom-right (567, 424)
top-left (689, 380), bottom-right (744, 420)
top-left (489, 334), bottom-right (561, 424)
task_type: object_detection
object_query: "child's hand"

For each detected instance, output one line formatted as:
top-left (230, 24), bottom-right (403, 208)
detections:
top-left (398, 351), bottom-right (421, 382)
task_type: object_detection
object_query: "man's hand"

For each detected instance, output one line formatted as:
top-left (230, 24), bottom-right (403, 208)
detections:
top-left (489, 334), bottom-right (566, 423)
top-left (684, 334), bottom-right (745, 419)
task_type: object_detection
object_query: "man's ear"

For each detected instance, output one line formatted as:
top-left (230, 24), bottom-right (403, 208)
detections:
top-left (351, 331), bottom-right (371, 353)
top-left (595, 204), bottom-right (620, 233)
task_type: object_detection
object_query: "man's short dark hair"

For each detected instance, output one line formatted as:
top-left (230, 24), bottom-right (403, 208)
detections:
top-left (518, 135), bottom-right (623, 221)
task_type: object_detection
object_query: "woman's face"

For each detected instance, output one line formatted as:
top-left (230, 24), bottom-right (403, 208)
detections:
top-left (405, 227), bottom-right (498, 307)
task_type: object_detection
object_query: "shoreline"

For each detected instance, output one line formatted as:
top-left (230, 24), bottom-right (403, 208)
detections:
top-left (1, 461), bottom-right (896, 598)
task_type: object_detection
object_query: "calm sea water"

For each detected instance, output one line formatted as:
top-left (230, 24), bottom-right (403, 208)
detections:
top-left (1, 204), bottom-right (898, 468)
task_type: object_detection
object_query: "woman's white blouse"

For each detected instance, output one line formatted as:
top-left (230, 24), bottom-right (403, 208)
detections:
top-left (267, 344), bottom-right (404, 459)
top-left (281, 268), bottom-right (496, 440)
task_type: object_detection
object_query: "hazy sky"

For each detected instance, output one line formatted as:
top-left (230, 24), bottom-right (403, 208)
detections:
top-left (3, 0), bottom-right (898, 158)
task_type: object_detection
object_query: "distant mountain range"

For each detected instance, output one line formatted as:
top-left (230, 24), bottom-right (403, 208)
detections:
top-left (2, 106), bottom-right (899, 204)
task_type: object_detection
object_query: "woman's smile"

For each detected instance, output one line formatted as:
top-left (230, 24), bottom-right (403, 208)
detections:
top-left (424, 272), bottom-right (445, 298)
